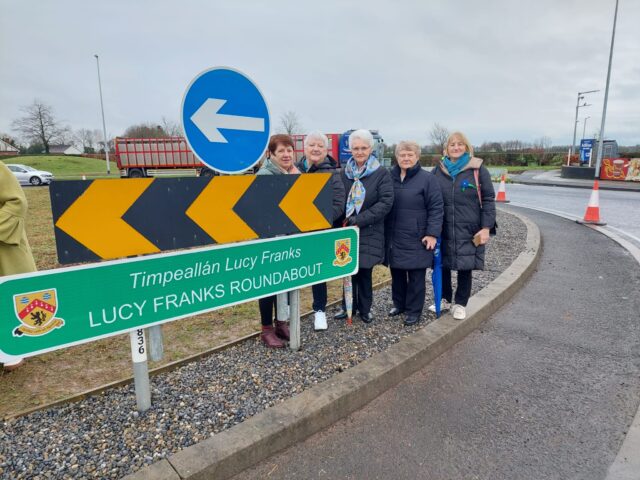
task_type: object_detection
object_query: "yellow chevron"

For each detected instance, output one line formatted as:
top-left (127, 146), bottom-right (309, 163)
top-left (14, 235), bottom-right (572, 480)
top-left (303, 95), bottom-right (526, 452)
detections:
top-left (55, 179), bottom-right (160, 259)
top-left (186, 176), bottom-right (258, 243)
top-left (279, 174), bottom-right (332, 231)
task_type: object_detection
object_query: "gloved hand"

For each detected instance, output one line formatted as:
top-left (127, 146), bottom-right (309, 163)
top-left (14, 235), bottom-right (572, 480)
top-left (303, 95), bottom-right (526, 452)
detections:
top-left (345, 216), bottom-right (358, 226)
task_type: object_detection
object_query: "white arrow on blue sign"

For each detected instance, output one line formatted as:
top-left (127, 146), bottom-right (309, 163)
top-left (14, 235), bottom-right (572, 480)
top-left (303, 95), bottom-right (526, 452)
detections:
top-left (181, 67), bottom-right (271, 174)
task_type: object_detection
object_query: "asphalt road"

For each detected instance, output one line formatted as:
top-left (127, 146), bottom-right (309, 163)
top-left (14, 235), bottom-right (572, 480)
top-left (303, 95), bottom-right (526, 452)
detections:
top-left (233, 208), bottom-right (640, 480)
top-left (505, 183), bottom-right (640, 248)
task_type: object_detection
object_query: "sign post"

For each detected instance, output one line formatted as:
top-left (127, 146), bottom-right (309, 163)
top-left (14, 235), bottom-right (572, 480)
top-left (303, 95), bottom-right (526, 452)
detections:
top-left (289, 290), bottom-right (300, 351)
top-left (129, 329), bottom-right (151, 412)
top-left (147, 325), bottom-right (164, 362)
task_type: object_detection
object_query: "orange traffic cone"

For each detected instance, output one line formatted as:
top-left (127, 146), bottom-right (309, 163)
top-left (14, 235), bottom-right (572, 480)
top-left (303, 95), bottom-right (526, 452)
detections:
top-left (576, 180), bottom-right (606, 226)
top-left (495, 174), bottom-right (510, 203)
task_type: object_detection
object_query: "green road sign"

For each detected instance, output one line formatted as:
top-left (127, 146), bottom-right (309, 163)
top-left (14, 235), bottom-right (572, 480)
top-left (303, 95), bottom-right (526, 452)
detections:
top-left (0, 228), bottom-right (358, 358)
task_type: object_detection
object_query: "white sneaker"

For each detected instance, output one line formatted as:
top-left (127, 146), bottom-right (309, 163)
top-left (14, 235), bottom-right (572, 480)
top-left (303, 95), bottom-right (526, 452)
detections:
top-left (314, 311), bottom-right (327, 331)
top-left (451, 304), bottom-right (467, 320)
top-left (428, 299), bottom-right (451, 313)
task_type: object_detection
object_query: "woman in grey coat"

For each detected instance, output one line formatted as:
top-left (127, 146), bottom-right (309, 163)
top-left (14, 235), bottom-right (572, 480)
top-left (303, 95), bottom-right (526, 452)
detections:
top-left (335, 129), bottom-right (393, 323)
top-left (431, 132), bottom-right (496, 320)
top-left (385, 141), bottom-right (443, 326)
top-left (296, 131), bottom-right (345, 331)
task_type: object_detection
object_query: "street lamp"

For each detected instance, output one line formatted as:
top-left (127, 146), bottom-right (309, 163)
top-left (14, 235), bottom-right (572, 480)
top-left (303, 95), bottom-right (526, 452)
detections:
top-left (94, 54), bottom-right (111, 175)
top-left (582, 116), bottom-right (591, 140)
top-left (570, 89), bottom-right (599, 159)
top-left (594, 0), bottom-right (620, 180)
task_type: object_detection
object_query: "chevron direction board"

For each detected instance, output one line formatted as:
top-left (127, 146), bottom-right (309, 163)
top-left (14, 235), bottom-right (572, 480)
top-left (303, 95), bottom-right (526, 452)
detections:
top-left (50, 174), bottom-right (334, 264)
top-left (0, 227), bottom-right (358, 358)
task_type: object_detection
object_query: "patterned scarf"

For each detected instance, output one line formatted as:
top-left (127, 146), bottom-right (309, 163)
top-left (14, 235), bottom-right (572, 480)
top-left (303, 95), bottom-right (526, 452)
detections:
top-left (443, 152), bottom-right (470, 179)
top-left (344, 155), bottom-right (380, 218)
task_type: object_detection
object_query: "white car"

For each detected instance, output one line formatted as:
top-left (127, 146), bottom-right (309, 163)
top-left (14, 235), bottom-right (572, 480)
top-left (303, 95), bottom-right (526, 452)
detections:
top-left (6, 164), bottom-right (54, 186)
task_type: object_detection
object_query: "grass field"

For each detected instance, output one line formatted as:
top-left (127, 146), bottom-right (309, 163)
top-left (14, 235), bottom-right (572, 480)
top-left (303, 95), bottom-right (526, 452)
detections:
top-left (2, 155), bottom-right (117, 179)
top-left (0, 186), bottom-right (391, 418)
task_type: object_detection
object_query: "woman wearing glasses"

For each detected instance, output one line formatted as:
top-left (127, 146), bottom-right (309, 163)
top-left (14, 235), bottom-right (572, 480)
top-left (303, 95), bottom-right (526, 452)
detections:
top-left (335, 129), bottom-right (393, 324)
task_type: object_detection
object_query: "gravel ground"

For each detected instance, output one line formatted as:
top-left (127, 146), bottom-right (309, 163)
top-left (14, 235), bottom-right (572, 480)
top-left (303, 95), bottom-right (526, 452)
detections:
top-left (0, 210), bottom-right (527, 480)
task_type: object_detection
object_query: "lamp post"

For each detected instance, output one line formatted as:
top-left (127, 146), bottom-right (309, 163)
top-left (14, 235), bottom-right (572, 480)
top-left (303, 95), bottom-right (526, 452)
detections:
top-left (570, 90), bottom-right (598, 159)
top-left (595, 0), bottom-right (620, 180)
top-left (94, 54), bottom-right (111, 175)
top-left (582, 116), bottom-right (591, 140)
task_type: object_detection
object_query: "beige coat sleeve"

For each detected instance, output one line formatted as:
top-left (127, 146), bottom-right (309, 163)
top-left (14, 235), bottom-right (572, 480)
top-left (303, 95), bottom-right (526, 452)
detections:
top-left (0, 162), bottom-right (37, 275)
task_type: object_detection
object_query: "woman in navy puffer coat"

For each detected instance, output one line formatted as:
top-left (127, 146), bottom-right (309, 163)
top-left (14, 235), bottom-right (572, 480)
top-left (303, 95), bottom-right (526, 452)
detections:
top-left (431, 132), bottom-right (496, 320)
top-left (385, 141), bottom-right (443, 326)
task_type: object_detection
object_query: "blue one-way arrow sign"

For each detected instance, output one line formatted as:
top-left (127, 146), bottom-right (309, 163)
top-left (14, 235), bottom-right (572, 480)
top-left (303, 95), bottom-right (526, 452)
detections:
top-left (181, 67), bottom-right (271, 174)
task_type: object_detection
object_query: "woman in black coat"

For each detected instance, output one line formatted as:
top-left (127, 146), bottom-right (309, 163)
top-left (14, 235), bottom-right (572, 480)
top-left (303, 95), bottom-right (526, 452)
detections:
top-left (335, 129), bottom-right (393, 323)
top-left (296, 131), bottom-right (345, 331)
top-left (431, 132), bottom-right (496, 320)
top-left (385, 141), bottom-right (443, 326)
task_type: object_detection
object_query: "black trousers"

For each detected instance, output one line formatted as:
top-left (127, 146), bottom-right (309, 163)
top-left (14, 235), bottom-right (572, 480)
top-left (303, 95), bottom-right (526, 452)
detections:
top-left (312, 282), bottom-right (327, 312)
top-left (390, 267), bottom-right (427, 316)
top-left (342, 267), bottom-right (373, 315)
top-left (258, 295), bottom-right (278, 327)
top-left (442, 269), bottom-right (472, 306)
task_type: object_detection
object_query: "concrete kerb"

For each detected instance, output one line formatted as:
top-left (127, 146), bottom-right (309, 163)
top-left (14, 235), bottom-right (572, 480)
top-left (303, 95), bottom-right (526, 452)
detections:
top-left (124, 208), bottom-right (541, 480)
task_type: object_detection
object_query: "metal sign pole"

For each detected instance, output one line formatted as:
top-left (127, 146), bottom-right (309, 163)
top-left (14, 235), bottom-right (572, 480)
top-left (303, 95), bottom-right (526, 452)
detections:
top-left (129, 329), bottom-right (151, 412)
top-left (594, 0), bottom-right (620, 180)
top-left (276, 292), bottom-right (289, 322)
top-left (289, 289), bottom-right (300, 351)
top-left (147, 325), bottom-right (164, 362)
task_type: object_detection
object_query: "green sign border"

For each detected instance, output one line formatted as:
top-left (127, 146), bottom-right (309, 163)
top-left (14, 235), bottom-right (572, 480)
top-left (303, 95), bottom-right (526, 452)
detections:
top-left (0, 228), bottom-right (358, 358)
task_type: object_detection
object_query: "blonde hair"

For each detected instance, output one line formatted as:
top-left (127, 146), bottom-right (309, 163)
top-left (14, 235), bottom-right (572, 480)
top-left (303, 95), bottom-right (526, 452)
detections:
top-left (444, 131), bottom-right (474, 157)
top-left (395, 141), bottom-right (421, 158)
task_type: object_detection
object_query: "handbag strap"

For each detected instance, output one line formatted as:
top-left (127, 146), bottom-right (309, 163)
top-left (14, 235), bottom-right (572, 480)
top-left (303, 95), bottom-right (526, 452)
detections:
top-left (473, 169), bottom-right (482, 208)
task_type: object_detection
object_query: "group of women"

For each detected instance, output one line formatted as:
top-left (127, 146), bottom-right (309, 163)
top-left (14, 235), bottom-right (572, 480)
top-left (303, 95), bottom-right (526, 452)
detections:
top-left (256, 129), bottom-right (496, 349)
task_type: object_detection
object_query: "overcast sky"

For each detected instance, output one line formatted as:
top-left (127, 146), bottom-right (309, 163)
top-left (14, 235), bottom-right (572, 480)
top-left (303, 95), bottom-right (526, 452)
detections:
top-left (1, 0), bottom-right (638, 147)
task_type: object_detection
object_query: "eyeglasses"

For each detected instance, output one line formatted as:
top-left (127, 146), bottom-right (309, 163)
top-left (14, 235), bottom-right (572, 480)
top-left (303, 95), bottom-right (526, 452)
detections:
top-left (351, 147), bottom-right (371, 152)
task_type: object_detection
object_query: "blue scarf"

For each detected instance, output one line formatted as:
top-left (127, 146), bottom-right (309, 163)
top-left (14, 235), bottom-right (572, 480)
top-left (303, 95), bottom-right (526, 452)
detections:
top-left (443, 152), bottom-right (470, 179)
top-left (344, 155), bottom-right (381, 218)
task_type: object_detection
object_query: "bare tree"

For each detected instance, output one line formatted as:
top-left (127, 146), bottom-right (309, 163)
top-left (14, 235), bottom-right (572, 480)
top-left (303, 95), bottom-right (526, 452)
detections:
top-left (532, 136), bottom-right (553, 165)
top-left (161, 117), bottom-right (182, 137)
top-left (122, 122), bottom-right (168, 138)
top-left (501, 139), bottom-right (526, 151)
top-left (429, 123), bottom-right (449, 154)
top-left (278, 111), bottom-right (303, 135)
top-left (75, 128), bottom-right (97, 153)
top-left (11, 100), bottom-right (67, 153)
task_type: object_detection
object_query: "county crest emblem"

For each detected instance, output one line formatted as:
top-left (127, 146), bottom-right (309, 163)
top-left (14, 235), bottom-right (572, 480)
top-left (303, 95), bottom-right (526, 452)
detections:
top-left (333, 238), bottom-right (353, 267)
top-left (13, 289), bottom-right (65, 337)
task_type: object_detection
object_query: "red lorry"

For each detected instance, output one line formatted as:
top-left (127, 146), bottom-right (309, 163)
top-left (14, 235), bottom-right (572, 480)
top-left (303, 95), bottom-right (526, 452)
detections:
top-left (114, 137), bottom-right (216, 178)
top-left (115, 130), bottom-right (386, 177)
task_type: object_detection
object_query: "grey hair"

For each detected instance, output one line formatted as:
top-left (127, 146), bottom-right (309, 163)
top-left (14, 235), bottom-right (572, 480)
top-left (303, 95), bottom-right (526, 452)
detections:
top-left (348, 129), bottom-right (374, 149)
top-left (395, 141), bottom-right (421, 158)
top-left (304, 131), bottom-right (329, 149)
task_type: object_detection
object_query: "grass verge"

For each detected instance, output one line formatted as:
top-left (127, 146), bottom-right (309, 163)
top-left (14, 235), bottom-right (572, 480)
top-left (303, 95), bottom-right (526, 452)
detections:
top-left (0, 187), bottom-right (390, 418)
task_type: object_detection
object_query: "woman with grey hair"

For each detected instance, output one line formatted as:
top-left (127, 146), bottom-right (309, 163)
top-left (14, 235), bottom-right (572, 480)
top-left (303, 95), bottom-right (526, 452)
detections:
top-left (335, 129), bottom-right (393, 323)
top-left (385, 141), bottom-right (443, 326)
top-left (296, 131), bottom-right (345, 331)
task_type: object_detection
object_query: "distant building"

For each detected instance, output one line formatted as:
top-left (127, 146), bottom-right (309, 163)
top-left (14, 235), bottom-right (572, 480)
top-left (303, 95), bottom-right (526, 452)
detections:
top-left (49, 144), bottom-right (83, 155)
top-left (592, 140), bottom-right (619, 160)
top-left (0, 138), bottom-right (19, 156)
